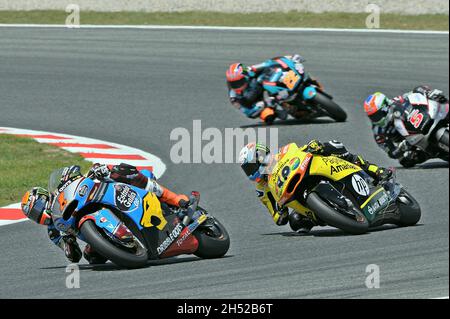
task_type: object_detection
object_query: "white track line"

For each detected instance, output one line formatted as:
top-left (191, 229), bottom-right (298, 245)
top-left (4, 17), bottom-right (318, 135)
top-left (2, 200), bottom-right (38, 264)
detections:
top-left (0, 127), bottom-right (166, 178)
top-left (0, 203), bottom-right (28, 226)
top-left (0, 24), bottom-right (448, 35)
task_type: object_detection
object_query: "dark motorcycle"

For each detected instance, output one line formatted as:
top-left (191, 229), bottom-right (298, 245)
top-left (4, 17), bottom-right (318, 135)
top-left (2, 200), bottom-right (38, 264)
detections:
top-left (399, 93), bottom-right (449, 166)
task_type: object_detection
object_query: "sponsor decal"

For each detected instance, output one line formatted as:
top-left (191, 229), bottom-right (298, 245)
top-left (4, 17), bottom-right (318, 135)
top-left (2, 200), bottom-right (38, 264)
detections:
top-left (290, 157), bottom-right (300, 170)
top-left (157, 223), bottom-right (183, 254)
top-left (322, 157), bottom-right (346, 166)
top-left (92, 183), bottom-right (108, 202)
top-left (114, 184), bottom-right (140, 212)
top-left (57, 179), bottom-right (74, 194)
top-left (176, 215), bottom-right (207, 247)
top-left (78, 185), bottom-right (89, 197)
top-left (300, 154), bottom-right (312, 172)
top-left (366, 192), bottom-right (390, 215)
top-left (100, 217), bottom-right (107, 223)
top-left (176, 229), bottom-right (192, 247)
top-left (330, 163), bottom-right (357, 175)
top-left (87, 183), bottom-right (100, 201)
top-left (352, 175), bottom-right (370, 197)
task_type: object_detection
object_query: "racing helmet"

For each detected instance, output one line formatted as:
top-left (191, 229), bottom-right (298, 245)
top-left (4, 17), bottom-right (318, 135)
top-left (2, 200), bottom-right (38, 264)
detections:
top-left (226, 63), bottom-right (250, 94)
top-left (239, 143), bottom-right (271, 182)
top-left (364, 92), bottom-right (391, 127)
top-left (21, 187), bottom-right (52, 225)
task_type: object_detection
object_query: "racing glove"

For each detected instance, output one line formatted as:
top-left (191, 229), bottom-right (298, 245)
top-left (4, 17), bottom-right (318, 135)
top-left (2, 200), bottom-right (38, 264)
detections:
top-left (110, 163), bottom-right (148, 189)
top-left (48, 223), bottom-right (82, 263)
top-left (89, 163), bottom-right (111, 180)
top-left (62, 236), bottom-right (83, 263)
top-left (303, 140), bottom-right (324, 154)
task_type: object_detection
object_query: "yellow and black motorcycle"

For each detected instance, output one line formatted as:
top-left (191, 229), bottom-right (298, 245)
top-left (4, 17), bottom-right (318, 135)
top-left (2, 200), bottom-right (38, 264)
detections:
top-left (267, 144), bottom-right (421, 234)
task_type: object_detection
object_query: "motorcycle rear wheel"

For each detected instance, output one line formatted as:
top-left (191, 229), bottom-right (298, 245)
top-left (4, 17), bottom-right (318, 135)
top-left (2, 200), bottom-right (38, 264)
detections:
top-left (80, 220), bottom-right (148, 269)
top-left (312, 92), bottom-right (347, 122)
top-left (306, 192), bottom-right (369, 235)
top-left (194, 218), bottom-right (230, 259)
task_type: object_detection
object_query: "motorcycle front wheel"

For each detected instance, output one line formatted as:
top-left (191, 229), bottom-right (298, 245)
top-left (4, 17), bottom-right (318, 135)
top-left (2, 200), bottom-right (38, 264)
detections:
top-left (311, 92), bottom-right (347, 122)
top-left (80, 220), bottom-right (148, 269)
top-left (194, 218), bottom-right (230, 259)
top-left (306, 192), bottom-right (369, 235)
top-left (395, 189), bottom-right (422, 227)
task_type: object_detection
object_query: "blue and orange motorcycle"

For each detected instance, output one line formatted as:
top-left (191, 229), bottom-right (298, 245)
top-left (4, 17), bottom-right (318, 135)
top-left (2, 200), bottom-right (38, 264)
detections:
top-left (47, 168), bottom-right (230, 268)
top-left (262, 56), bottom-right (347, 122)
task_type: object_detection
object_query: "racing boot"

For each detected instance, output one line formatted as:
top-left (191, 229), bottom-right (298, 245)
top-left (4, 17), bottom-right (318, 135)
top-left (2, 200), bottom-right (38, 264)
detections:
top-left (260, 107), bottom-right (276, 125)
top-left (62, 236), bottom-right (83, 263)
top-left (83, 244), bottom-right (108, 265)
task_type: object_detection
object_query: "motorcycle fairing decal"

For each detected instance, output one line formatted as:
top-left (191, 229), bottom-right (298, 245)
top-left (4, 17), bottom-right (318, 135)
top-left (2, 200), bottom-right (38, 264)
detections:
top-left (89, 182), bottom-right (108, 202)
top-left (85, 209), bottom-right (122, 235)
top-left (140, 192), bottom-right (167, 230)
top-left (360, 189), bottom-right (390, 222)
top-left (281, 70), bottom-right (301, 91)
top-left (175, 214), bottom-right (207, 248)
top-left (161, 214), bottom-right (207, 257)
top-left (405, 105), bottom-right (431, 133)
top-left (269, 146), bottom-right (312, 205)
top-left (113, 183), bottom-right (141, 213)
top-left (156, 222), bottom-right (183, 255)
top-left (303, 86), bottom-right (317, 100)
top-left (360, 188), bottom-right (385, 209)
top-left (309, 155), bottom-right (362, 181)
top-left (94, 182), bottom-right (148, 229)
top-left (351, 174), bottom-right (370, 197)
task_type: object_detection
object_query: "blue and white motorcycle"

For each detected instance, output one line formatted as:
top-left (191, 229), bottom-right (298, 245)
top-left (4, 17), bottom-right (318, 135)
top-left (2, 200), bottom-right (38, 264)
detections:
top-left (47, 168), bottom-right (230, 269)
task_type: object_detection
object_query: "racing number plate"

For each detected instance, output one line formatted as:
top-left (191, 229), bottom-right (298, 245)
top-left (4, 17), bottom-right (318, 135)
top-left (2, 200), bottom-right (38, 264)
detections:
top-left (282, 70), bottom-right (301, 90)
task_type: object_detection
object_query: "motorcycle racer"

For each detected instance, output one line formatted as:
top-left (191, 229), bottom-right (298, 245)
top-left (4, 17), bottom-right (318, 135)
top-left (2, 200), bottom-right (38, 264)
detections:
top-left (239, 141), bottom-right (393, 233)
top-left (364, 85), bottom-right (449, 167)
top-left (21, 163), bottom-right (189, 264)
top-left (226, 55), bottom-right (309, 124)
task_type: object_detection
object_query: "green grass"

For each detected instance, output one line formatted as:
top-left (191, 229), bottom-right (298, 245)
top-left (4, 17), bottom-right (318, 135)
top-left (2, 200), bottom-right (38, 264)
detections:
top-left (0, 11), bottom-right (448, 31)
top-left (0, 135), bottom-right (91, 207)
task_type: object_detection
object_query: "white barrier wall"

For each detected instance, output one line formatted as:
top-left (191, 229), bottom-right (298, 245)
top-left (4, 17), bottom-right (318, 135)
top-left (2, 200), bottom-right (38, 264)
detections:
top-left (0, 0), bottom-right (448, 15)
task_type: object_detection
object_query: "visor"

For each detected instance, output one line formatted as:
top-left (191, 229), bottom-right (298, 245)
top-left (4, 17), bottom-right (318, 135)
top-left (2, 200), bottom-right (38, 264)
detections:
top-left (28, 197), bottom-right (48, 223)
top-left (242, 161), bottom-right (260, 178)
top-left (369, 110), bottom-right (388, 126)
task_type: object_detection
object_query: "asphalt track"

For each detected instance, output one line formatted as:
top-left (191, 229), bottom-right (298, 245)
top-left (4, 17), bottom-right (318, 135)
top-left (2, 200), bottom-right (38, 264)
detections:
top-left (0, 27), bottom-right (448, 299)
